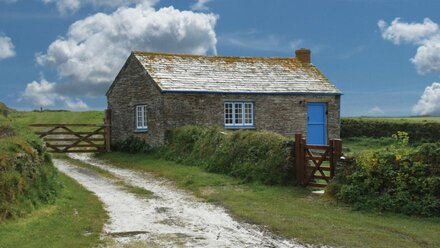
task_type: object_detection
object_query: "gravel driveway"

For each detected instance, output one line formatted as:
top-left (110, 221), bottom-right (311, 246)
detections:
top-left (54, 154), bottom-right (306, 248)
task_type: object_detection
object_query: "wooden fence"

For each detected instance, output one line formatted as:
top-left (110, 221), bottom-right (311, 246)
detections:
top-left (30, 123), bottom-right (110, 153)
top-left (295, 134), bottom-right (342, 188)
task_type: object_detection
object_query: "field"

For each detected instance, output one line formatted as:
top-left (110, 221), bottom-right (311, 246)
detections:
top-left (342, 136), bottom-right (396, 154)
top-left (11, 110), bottom-right (104, 126)
top-left (343, 116), bottom-right (440, 123)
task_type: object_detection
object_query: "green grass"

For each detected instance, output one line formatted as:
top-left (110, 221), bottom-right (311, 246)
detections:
top-left (0, 173), bottom-right (108, 248)
top-left (343, 136), bottom-right (396, 154)
top-left (97, 152), bottom-right (440, 248)
top-left (11, 111), bottom-right (104, 126)
top-left (343, 116), bottom-right (440, 123)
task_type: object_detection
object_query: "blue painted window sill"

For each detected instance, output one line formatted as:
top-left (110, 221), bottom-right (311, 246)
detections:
top-left (134, 129), bottom-right (148, 133)
top-left (224, 126), bottom-right (256, 129)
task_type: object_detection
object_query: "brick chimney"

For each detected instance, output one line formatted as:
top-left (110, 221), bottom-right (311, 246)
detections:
top-left (295, 48), bottom-right (311, 64)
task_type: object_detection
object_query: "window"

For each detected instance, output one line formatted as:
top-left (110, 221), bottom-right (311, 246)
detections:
top-left (135, 105), bottom-right (148, 130)
top-left (224, 101), bottom-right (254, 128)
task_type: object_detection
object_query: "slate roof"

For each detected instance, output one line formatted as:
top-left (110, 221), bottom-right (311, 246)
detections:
top-left (132, 51), bottom-right (341, 95)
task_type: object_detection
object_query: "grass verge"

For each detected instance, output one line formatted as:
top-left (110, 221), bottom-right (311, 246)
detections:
top-left (96, 152), bottom-right (440, 248)
top-left (0, 173), bottom-right (107, 248)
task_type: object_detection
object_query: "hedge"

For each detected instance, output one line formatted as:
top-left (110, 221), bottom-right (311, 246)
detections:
top-left (341, 119), bottom-right (440, 143)
top-left (329, 141), bottom-right (440, 217)
top-left (157, 126), bottom-right (295, 185)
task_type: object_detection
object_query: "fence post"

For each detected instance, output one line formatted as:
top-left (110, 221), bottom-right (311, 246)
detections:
top-left (295, 134), bottom-right (304, 185)
top-left (301, 137), bottom-right (307, 185)
top-left (104, 109), bottom-right (111, 152)
top-left (330, 139), bottom-right (342, 178)
top-left (330, 139), bottom-right (335, 178)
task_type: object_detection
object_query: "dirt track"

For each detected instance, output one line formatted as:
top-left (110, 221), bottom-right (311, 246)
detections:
top-left (54, 154), bottom-right (305, 247)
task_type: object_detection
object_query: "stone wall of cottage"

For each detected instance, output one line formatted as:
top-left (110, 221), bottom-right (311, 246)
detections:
top-left (163, 93), bottom-right (340, 141)
top-left (107, 55), bottom-right (165, 146)
top-left (107, 55), bottom-right (341, 147)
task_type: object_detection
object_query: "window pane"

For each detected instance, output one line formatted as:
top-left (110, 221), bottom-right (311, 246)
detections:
top-left (136, 106), bottom-right (141, 128)
top-left (143, 107), bottom-right (147, 128)
top-left (136, 105), bottom-right (147, 129)
top-left (224, 103), bottom-right (233, 125)
top-left (234, 103), bottom-right (243, 124)
top-left (244, 103), bottom-right (253, 125)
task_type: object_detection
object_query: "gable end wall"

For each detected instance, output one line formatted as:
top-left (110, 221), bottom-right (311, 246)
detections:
top-left (107, 55), bottom-right (165, 146)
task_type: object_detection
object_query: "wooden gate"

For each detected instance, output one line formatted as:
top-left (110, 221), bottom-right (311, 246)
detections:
top-left (295, 134), bottom-right (342, 188)
top-left (30, 123), bottom-right (111, 153)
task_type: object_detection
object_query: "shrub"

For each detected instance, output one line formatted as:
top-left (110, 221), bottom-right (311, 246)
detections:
top-left (330, 137), bottom-right (440, 217)
top-left (113, 135), bottom-right (152, 153)
top-left (161, 125), bottom-right (294, 185)
top-left (0, 118), bottom-right (60, 221)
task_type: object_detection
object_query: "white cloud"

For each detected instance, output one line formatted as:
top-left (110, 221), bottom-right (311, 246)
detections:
top-left (26, 4), bottom-right (218, 108)
top-left (411, 36), bottom-right (440, 74)
top-left (0, 34), bottom-right (15, 60)
top-left (366, 106), bottom-right (385, 116)
top-left (191, 0), bottom-right (212, 11)
top-left (378, 18), bottom-right (440, 74)
top-left (378, 18), bottom-right (438, 45)
top-left (22, 79), bottom-right (58, 107)
top-left (22, 79), bottom-right (89, 110)
top-left (412, 82), bottom-right (440, 115)
top-left (64, 97), bottom-right (88, 109)
top-left (41, 0), bottom-right (158, 14)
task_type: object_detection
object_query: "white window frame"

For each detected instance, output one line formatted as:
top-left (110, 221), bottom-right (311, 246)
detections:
top-left (135, 105), bottom-right (148, 130)
top-left (224, 101), bottom-right (254, 128)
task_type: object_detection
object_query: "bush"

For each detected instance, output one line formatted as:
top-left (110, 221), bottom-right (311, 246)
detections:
top-left (161, 125), bottom-right (294, 185)
top-left (341, 119), bottom-right (440, 143)
top-left (113, 135), bottom-right (152, 153)
top-left (0, 118), bottom-right (60, 221)
top-left (330, 138), bottom-right (440, 217)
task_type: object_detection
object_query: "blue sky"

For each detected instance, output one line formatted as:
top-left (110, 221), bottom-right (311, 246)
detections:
top-left (0, 0), bottom-right (439, 116)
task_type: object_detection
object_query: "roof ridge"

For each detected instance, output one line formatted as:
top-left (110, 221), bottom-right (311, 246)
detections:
top-left (132, 50), bottom-right (298, 61)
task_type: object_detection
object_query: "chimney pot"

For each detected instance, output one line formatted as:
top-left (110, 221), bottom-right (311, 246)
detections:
top-left (295, 48), bottom-right (311, 64)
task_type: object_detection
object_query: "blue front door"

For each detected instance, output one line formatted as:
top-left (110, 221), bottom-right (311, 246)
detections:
top-left (307, 102), bottom-right (327, 145)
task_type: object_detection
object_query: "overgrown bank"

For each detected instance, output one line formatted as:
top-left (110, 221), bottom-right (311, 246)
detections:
top-left (0, 110), bottom-right (60, 221)
top-left (0, 173), bottom-right (107, 248)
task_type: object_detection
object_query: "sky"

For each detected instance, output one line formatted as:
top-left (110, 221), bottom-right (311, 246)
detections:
top-left (0, 0), bottom-right (440, 116)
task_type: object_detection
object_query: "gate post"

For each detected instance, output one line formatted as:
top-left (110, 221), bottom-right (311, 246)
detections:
top-left (295, 134), bottom-right (305, 185)
top-left (104, 109), bottom-right (111, 152)
top-left (330, 139), bottom-right (342, 178)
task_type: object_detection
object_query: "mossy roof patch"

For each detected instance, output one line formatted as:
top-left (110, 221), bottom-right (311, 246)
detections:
top-left (132, 51), bottom-right (341, 94)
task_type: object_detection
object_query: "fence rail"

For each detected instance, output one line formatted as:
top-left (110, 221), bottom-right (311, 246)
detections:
top-left (29, 123), bottom-right (110, 153)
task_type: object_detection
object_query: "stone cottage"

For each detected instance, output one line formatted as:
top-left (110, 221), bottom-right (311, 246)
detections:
top-left (106, 49), bottom-right (342, 147)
